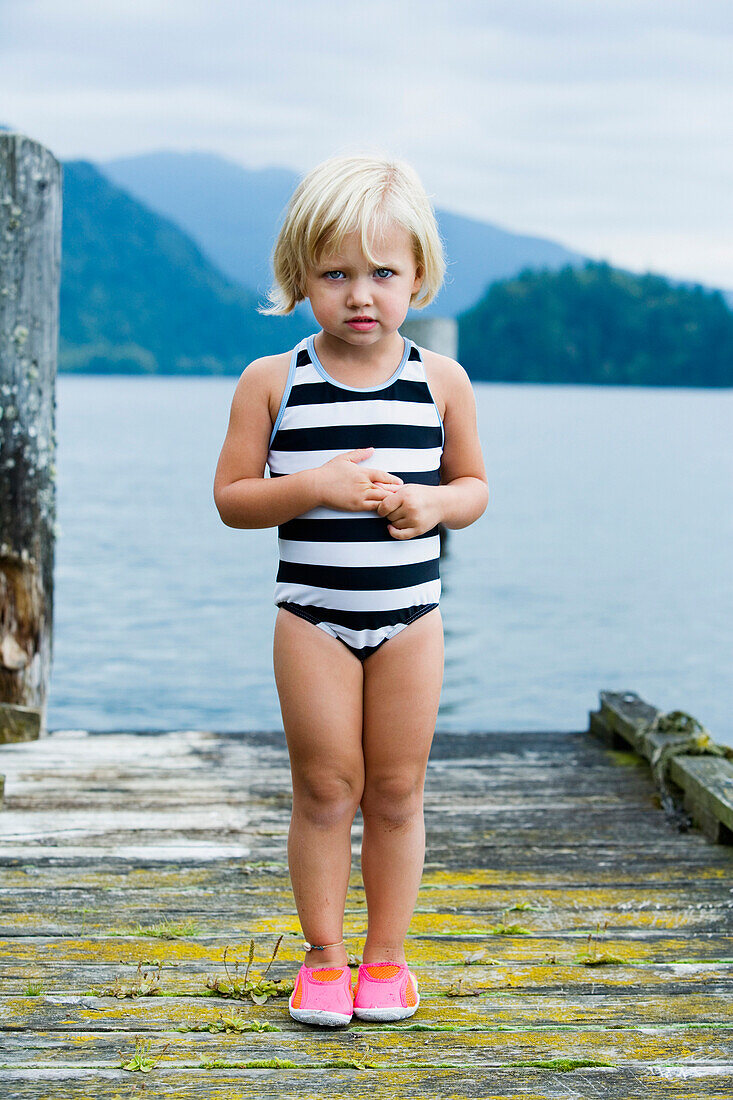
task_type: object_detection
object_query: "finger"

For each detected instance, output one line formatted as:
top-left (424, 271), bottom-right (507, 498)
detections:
top-left (372, 492), bottom-right (399, 510)
top-left (371, 481), bottom-right (400, 492)
top-left (381, 496), bottom-right (406, 516)
top-left (365, 485), bottom-right (394, 501)
top-left (364, 468), bottom-right (403, 485)
top-left (376, 496), bottom-right (401, 517)
top-left (388, 523), bottom-right (418, 539)
top-left (343, 447), bottom-right (374, 463)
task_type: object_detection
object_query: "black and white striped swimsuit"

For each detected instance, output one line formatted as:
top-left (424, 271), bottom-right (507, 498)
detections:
top-left (266, 332), bottom-right (444, 660)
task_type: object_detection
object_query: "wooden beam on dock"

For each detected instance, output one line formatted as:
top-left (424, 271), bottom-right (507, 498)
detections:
top-left (590, 690), bottom-right (733, 844)
top-left (0, 703), bottom-right (42, 749)
top-left (0, 704), bottom-right (731, 1096)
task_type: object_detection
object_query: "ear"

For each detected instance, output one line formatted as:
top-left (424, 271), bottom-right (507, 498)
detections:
top-left (412, 264), bottom-right (424, 294)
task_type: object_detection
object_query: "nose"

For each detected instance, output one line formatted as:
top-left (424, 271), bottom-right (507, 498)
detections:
top-left (346, 275), bottom-right (373, 308)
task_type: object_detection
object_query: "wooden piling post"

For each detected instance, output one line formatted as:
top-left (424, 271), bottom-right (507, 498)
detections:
top-left (0, 133), bottom-right (62, 743)
top-left (401, 316), bottom-right (458, 360)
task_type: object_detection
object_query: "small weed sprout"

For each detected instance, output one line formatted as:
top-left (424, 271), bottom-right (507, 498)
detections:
top-left (25, 980), bottom-right (43, 996)
top-left (328, 1047), bottom-right (378, 1070)
top-left (97, 961), bottom-right (162, 998)
top-left (488, 923), bottom-right (532, 935)
top-left (575, 920), bottom-right (625, 966)
top-left (141, 918), bottom-right (200, 939)
top-left (119, 1036), bottom-right (170, 1073)
top-left (446, 977), bottom-right (487, 997)
top-left (183, 1013), bottom-right (280, 1033)
top-left (110, 917), bottom-right (200, 939)
top-left (462, 949), bottom-right (501, 965)
top-left (205, 936), bottom-right (293, 1004)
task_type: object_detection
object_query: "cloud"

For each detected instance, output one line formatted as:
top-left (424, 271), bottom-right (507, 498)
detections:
top-left (2, 0), bottom-right (732, 286)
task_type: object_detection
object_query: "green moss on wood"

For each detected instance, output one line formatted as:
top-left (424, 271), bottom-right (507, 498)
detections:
top-left (508, 1057), bottom-right (615, 1071)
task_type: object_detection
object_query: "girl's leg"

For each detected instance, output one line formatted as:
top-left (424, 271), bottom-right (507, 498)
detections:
top-left (360, 608), bottom-right (444, 964)
top-left (273, 608), bottom-right (365, 969)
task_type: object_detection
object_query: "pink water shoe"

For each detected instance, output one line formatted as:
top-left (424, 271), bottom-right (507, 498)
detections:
top-left (288, 964), bottom-right (353, 1027)
top-left (353, 962), bottom-right (419, 1022)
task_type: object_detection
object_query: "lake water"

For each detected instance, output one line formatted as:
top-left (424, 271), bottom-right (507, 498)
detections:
top-left (49, 373), bottom-right (733, 745)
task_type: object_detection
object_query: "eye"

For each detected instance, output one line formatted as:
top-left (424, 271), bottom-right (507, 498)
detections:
top-left (375, 268), bottom-right (394, 279)
top-left (324, 270), bottom-right (344, 280)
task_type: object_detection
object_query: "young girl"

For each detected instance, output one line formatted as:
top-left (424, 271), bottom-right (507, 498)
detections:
top-left (214, 153), bottom-right (488, 1027)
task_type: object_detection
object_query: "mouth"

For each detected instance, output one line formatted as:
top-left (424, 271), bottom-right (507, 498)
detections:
top-left (347, 317), bottom-right (377, 327)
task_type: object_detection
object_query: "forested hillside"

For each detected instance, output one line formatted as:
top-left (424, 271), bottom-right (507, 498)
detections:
top-left (458, 262), bottom-right (733, 386)
top-left (59, 161), bottom-right (309, 374)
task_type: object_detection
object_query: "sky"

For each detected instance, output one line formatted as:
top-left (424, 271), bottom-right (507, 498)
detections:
top-left (2, 0), bottom-right (732, 289)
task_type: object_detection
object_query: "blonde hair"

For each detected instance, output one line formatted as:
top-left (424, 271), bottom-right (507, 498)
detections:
top-left (259, 153), bottom-right (446, 315)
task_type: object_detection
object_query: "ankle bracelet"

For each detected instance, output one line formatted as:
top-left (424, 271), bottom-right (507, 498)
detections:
top-left (303, 938), bottom-right (344, 952)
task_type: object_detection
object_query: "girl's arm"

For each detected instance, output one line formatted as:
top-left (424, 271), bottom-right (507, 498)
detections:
top-left (377, 359), bottom-right (489, 539)
top-left (433, 359), bottom-right (489, 528)
top-left (213, 357), bottom-right (403, 529)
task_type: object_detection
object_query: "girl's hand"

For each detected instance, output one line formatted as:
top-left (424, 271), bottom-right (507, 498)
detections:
top-left (376, 484), bottom-right (442, 539)
top-left (316, 448), bottom-right (403, 511)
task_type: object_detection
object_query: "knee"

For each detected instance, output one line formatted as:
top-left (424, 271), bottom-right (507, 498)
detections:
top-left (361, 773), bottom-right (424, 829)
top-left (293, 770), bottom-right (363, 828)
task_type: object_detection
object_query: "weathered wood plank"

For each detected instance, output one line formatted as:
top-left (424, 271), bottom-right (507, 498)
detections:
top-left (670, 756), bottom-right (733, 841)
top-left (2, 930), bottom-right (732, 968)
top-left (0, 702), bottom-right (41, 745)
top-left (1, 907), bottom-right (727, 938)
top-left (1, 884), bottom-right (730, 934)
top-left (2, 959), bottom-right (730, 995)
top-left (593, 692), bottom-right (662, 755)
top-left (1, 1023), bottom-right (732, 1067)
top-left (592, 691), bottom-right (733, 844)
top-left (3, 857), bottom-right (731, 887)
top-left (2, 880), bottom-right (730, 934)
top-left (1, 1065), bottom-right (733, 1100)
top-left (4, 991), bottom-right (733, 1030)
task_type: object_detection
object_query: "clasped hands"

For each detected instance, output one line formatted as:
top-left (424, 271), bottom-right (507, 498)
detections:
top-left (317, 446), bottom-right (441, 539)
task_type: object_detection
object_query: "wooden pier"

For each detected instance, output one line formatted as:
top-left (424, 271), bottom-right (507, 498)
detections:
top-left (1, 693), bottom-right (732, 1098)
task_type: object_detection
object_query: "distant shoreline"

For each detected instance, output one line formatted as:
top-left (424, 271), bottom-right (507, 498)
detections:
top-left (56, 369), bottom-right (733, 390)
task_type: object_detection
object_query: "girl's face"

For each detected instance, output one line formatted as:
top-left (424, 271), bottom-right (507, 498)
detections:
top-left (304, 222), bottom-right (423, 346)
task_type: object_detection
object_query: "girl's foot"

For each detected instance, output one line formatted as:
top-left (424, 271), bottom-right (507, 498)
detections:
top-left (352, 962), bottom-right (419, 1021)
top-left (288, 964), bottom-right (353, 1027)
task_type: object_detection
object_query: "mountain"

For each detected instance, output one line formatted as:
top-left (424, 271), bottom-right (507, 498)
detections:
top-left (103, 152), bottom-right (295, 304)
top-left (59, 160), bottom-right (310, 374)
top-left (55, 154), bottom-right (733, 384)
top-left (101, 151), bottom-right (588, 317)
top-left (458, 261), bottom-right (733, 386)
